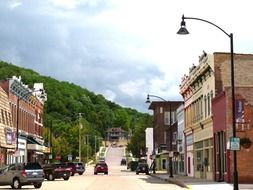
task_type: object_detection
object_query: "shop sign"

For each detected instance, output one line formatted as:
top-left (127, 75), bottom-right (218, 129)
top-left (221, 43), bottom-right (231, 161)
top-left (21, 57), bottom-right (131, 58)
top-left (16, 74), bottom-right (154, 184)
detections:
top-left (6, 128), bottom-right (13, 145)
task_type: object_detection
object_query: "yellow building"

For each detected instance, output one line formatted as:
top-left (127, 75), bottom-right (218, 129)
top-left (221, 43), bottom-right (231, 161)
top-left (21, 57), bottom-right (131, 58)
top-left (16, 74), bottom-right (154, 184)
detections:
top-left (180, 52), bottom-right (214, 180)
top-left (0, 86), bottom-right (16, 166)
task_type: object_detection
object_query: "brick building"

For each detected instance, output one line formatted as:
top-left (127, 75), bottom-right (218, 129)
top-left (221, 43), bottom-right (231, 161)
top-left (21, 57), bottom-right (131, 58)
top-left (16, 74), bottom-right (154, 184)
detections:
top-left (148, 101), bottom-right (183, 172)
top-left (212, 53), bottom-right (253, 183)
top-left (180, 52), bottom-right (253, 183)
top-left (0, 76), bottom-right (47, 164)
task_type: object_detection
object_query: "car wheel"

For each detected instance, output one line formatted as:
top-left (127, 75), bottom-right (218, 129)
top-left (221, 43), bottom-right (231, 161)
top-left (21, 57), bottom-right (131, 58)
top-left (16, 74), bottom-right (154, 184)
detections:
top-left (104, 172), bottom-right (108, 175)
top-left (63, 177), bottom-right (69, 181)
top-left (71, 172), bottom-right (74, 176)
top-left (12, 178), bottom-right (21, 189)
top-left (146, 172), bottom-right (149, 175)
top-left (94, 172), bottom-right (97, 175)
top-left (34, 182), bottom-right (42, 189)
top-left (48, 173), bottom-right (55, 181)
top-left (78, 172), bottom-right (83, 175)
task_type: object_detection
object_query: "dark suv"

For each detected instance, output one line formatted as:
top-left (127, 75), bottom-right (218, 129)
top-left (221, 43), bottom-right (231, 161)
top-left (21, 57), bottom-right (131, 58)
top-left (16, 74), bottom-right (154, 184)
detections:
top-left (136, 163), bottom-right (149, 175)
top-left (43, 163), bottom-right (70, 181)
top-left (0, 162), bottom-right (44, 189)
top-left (74, 162), bottom-right (85, 175)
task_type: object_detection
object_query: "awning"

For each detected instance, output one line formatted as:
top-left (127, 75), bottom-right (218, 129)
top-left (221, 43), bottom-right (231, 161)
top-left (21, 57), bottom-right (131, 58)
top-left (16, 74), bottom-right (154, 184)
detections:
top-left (27, 137), bottom-right (44, 151)
top-left (27, 137), bottom-right (43, 146)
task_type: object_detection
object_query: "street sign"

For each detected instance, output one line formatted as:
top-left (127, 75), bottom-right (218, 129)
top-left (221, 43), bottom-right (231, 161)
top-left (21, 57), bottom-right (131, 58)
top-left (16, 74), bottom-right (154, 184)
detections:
top-left (68, 154), bottom-right (72, 161)
top-left (230, 137), bottom-right (240, 151)
top-left (55, 155), bottom-right (61, 160)
top-left (14, 150), bottom-right (20, 157)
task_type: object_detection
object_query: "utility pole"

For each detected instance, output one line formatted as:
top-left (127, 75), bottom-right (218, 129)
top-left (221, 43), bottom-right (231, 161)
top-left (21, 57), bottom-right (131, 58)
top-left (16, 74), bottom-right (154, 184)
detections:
top-left (79, 113), bottom-right (83, 162)
top-left (94, 135), bottom-right (97, 162)
top-left (86, 135), bottom-right (89, 163)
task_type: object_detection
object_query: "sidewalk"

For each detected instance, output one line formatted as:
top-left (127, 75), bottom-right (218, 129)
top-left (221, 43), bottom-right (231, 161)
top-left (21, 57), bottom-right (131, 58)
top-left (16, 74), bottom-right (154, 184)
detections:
top-left (150, 172), bottom-right (253, 190)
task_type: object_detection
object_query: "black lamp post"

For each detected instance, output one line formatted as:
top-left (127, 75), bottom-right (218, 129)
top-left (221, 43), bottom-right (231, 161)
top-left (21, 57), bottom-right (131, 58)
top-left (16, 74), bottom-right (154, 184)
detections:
top-left (146, 94), bottom-right (173, 177)
top-left (177, 15), bottom-right (238, 190)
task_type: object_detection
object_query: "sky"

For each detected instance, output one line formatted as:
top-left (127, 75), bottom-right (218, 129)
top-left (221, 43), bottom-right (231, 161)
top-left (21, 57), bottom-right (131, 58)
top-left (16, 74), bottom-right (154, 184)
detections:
top-left (0, 0), bottom-right (253, 113)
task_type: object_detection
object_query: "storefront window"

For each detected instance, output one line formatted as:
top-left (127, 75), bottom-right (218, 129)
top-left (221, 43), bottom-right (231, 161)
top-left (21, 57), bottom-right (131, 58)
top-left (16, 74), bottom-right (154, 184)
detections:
top-left (196, 150), bottom-right (203, 171)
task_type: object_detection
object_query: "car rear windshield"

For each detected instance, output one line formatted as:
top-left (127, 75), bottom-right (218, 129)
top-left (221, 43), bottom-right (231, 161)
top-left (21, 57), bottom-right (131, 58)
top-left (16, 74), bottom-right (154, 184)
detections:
top-left (98, 163), bottom-right (107, 167)
top-left (24, 163), bottom-right (42, 170)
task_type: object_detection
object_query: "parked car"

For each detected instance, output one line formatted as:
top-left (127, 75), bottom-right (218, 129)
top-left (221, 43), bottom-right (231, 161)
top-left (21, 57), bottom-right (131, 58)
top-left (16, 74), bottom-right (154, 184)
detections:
top-left (94, 162), bottom-right (108, 175)
top-left (0, 162), bottom-right (44, 189)
top-left (43, 163), bottom-right (70, 181)
top-left (63, 162), bottom-right (77, 176)
top-left (73, 162), bottom-right (85, 175)
top-left (136, 163), bottom-right (149, 175)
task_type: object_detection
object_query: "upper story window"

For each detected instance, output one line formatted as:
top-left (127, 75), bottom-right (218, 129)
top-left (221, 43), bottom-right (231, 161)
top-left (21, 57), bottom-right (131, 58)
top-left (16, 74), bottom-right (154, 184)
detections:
top-left (207, 93), bottom-right (210, 116)
top-left (160, 107), bottom-right (163, 114)
top-left (164, 111), bottom-right (176, 125)
top-left (164, 111), bottom-right (170, 125)
top-left (204, 95), bottom-right (207, 118)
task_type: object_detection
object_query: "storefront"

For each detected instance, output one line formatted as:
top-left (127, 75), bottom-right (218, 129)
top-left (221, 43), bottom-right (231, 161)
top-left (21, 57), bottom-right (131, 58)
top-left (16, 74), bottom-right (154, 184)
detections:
top-left (186, 133), bottom-right (194, 177)
top-left (194, 123), bottom-right (214, 180)
top-left (155, 151), bottom-right (169, 172)
top-left (27, 136), bottom-right (44, 163)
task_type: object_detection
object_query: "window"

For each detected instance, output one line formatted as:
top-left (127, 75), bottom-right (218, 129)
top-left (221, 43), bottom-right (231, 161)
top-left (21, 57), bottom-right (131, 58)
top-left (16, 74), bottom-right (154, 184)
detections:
top-left (5, 111), bottom-right (9, 126)
top-left (160, 107), bottom-right (163, 114)
top-left (164, 111), bottom-right (170, 125)
top-left (164, 132), bottom-right (167, 144)
top-left (171, 111), bottom-right (176, 124)
top-left (207, 93), bottom-right (210, 116)
top-left (204, 96), bottom-right (207, 118)
top-left (1, 110), bottom-right (5, 125)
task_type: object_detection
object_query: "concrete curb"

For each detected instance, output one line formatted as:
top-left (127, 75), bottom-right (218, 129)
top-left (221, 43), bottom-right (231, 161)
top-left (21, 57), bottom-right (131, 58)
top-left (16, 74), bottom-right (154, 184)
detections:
top-left (150, 174), bottom-right (188, 189)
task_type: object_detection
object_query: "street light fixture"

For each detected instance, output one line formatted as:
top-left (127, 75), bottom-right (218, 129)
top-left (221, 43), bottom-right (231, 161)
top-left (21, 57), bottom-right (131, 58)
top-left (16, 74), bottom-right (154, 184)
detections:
top-left (177, 15), bottom-right (238, 190)
top-left (146, 94), bottom-right (173, 177)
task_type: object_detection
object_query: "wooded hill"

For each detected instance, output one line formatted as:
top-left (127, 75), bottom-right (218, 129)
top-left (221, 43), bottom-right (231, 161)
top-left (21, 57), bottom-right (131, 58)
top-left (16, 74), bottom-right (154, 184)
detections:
top-left (0, 60), bottom-right (153, 161)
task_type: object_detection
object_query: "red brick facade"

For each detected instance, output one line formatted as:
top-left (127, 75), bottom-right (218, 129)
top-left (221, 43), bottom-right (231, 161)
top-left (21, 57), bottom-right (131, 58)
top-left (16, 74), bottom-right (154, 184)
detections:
top-left (213, 53), bottom-right (253, 183)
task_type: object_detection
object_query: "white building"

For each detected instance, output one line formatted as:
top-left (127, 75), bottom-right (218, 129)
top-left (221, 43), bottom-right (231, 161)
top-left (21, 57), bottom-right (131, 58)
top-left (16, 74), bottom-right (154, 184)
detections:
top-left (145, 128), bottom-right (153, 167)
top-left (176, 104), bottom-right (186, 175)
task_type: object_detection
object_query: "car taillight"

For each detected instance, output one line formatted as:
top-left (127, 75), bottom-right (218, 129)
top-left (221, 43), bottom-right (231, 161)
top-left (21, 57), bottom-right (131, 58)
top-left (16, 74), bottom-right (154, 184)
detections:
top-left (21, 170), bottom-right (27, 177)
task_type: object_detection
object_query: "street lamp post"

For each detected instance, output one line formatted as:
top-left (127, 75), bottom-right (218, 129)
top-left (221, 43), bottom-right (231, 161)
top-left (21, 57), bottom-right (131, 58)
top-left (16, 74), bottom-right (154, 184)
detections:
top-left (146, 94), bottom-right (173, 177)
top-left (177, 15), bottom-right (238, 190)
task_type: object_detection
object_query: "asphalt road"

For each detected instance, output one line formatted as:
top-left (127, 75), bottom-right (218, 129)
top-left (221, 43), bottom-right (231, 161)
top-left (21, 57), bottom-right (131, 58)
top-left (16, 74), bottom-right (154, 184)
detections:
top-left (0, 147), bottom-right (184, 190)
top-left (2, 165), bottom-right (182, 190)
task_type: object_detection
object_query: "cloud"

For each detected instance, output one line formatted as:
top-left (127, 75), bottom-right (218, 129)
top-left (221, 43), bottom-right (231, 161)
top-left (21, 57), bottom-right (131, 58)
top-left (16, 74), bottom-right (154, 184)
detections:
top-left (0, 0), bottom-right (253, 113)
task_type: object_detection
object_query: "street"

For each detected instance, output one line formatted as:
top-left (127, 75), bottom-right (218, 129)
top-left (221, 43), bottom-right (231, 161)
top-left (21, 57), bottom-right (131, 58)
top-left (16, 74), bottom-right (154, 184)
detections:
top-left (0, 165), bottom-right (184, 190)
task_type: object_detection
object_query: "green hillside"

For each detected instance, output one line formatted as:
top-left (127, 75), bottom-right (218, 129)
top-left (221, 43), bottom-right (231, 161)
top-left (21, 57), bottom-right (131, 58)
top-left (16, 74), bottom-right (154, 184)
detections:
top-left (0, 60), bottom-right (152, 161)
